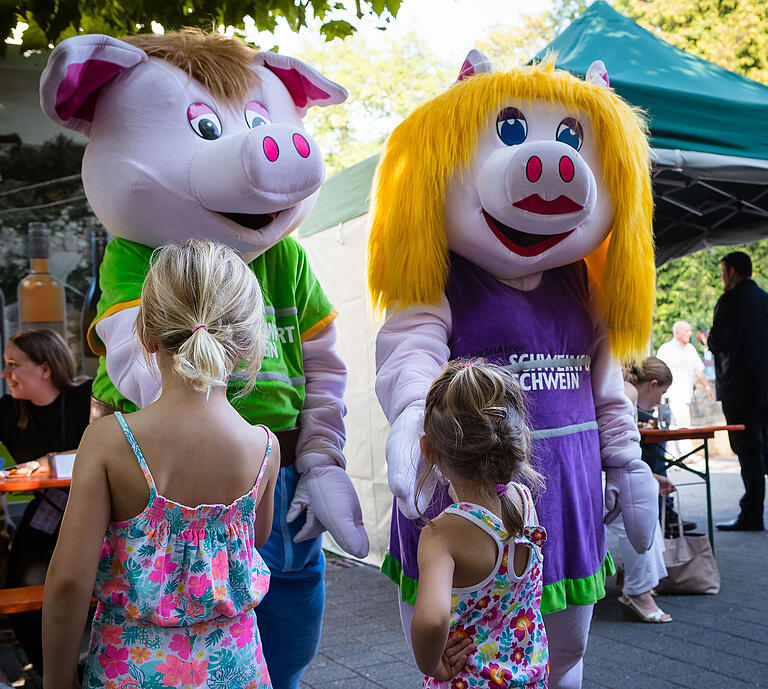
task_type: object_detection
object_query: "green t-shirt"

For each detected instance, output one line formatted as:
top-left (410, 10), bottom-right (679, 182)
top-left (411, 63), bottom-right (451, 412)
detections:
top-left (89, 237), bottom-right (336, 431)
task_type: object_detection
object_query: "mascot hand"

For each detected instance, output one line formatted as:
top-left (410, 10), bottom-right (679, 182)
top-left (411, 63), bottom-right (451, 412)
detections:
top-left (604, 460), bottom-right (658, 554)
top-left (286, 461), bottom-right (369, 559)
top-left (387, 405), bottom-right (444, 521)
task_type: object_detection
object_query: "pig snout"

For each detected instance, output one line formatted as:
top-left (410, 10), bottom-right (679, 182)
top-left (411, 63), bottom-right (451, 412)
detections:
top-left (190, 124), bottom-right (324, 215)
top-left (478, 140), bottom-right (596, 234)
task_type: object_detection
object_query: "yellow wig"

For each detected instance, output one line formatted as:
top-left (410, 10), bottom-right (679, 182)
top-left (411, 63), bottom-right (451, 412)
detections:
top-left (367, 59), bottom-right (655, 362)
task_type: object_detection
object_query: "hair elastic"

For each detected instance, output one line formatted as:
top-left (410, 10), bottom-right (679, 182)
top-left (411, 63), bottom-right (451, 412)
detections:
top-left (495, 483), bottom-right (509, 498)
top-left (191, 324), bottom-right (208, 334)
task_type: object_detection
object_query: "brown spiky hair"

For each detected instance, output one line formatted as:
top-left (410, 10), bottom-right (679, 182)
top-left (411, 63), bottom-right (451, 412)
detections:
top-left (122, 28), bottom-right (259, 104)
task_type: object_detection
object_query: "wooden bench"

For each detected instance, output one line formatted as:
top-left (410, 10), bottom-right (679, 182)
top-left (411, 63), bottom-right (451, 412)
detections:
top-left (0, 585), bottom-right (45, 614)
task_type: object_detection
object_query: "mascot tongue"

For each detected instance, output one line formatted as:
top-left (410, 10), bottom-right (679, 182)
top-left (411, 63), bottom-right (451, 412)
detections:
top-left (482, 210), bottom-right (575, 257)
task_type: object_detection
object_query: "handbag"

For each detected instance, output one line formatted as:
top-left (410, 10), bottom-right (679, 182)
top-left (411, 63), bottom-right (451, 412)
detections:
top-left (655, 491), bottom-right (720, 595)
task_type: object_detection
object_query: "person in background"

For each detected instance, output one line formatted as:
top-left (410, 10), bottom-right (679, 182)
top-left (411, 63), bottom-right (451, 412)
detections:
top-left (696, 331), bottom-right (716, 384)
top-left (708, 251), bottom-right (768, 532)
top-left (43, 240), bottom-right (280, 689)
top-left (611, 359), bottom-right (677, 623)
top-left (656, 321), bottom-right (715, 457)
top-left (0, 328), bottom-right (92, 671)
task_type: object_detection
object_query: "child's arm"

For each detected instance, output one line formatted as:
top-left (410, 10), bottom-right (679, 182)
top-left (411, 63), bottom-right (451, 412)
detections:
top-left (253, 432), bottom-right (280, 550)
top-left (42, 422), bottom-right (112, 689)
top-left (412, 524), bottom-right (471, 679)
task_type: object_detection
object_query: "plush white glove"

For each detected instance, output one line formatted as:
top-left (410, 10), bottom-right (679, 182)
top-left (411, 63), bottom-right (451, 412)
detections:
top-left (286, 455), bottom-right (369, 558)
top-left (604, 459), bottom-right (659, 554)
top-left (386, 404), bottom-right (447, 521)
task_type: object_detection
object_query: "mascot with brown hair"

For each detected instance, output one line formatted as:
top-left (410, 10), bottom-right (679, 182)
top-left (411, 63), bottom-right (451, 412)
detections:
top-left (369, 51), bottom-right (658, 688)
top-left (41, 30), bottom-right (368, 689)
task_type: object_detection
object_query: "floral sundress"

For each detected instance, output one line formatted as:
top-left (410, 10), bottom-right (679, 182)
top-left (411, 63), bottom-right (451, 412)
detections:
top-left (423, 484), bottom-right (549, 689)
top-left (83, 411), bottom-right (273, 689)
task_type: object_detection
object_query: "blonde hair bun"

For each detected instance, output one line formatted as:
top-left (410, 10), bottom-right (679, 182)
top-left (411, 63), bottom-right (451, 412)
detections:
top-left (137, 239), bottom-right (267, 395)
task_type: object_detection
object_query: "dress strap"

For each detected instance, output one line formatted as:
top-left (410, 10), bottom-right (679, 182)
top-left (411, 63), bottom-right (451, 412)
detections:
top-left (114, 411), bottom-right (157, 497)
top-left (252, 425), bottom-right (273, 493)
top-left (442, 503), bottom-right (507, 544)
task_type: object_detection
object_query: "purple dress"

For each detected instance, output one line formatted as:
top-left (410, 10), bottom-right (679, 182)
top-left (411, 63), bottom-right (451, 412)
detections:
top-left (382, 253), bottom-right (613, 615)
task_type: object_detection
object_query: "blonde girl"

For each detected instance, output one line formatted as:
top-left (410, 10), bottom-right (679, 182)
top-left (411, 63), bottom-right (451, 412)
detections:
top-left (42, 240), bottom-right (279, 689)
top-left (412, 360), bottom-right (548, 688)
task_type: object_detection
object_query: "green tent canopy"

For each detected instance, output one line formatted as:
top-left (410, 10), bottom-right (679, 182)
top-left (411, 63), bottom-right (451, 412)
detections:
top-left (301, 1), bottom-right (768, 265)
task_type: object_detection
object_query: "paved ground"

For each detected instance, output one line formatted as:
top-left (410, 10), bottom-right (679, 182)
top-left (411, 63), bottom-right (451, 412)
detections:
top-left (0, 452), bottom-right (765, 688)
top-left (301, 454), bottom-right (768, 689)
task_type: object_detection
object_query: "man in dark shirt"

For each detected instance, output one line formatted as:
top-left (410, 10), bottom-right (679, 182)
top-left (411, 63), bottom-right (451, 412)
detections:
top-left (708, 251), bottom-right (768, 531)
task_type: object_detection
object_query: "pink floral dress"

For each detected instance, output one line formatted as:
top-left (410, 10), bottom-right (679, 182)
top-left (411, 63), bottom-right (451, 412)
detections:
top-left (83, 411), bottom-right (273, 689)
top-left (423, 484), bottom-right (548, 689)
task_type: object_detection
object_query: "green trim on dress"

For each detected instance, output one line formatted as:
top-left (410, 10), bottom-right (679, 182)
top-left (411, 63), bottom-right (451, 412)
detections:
top-left (380, 550), bottom-right (615, 613)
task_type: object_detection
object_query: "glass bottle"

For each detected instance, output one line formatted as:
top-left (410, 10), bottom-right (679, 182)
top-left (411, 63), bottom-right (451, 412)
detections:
top-left (17, 222), bottom-right (67, 338)
top-left (80, 226), bottom-right (108, 376)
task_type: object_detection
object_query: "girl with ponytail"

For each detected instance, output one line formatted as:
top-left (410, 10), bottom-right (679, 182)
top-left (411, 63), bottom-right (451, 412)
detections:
top-left (411, 360), bottom-right (548, 688)
top-left (43, 240), bottom-right (279, 689)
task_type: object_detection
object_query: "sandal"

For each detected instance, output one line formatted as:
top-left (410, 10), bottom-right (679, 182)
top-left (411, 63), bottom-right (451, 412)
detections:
top-left (618, 594), bottom-right (672, 623)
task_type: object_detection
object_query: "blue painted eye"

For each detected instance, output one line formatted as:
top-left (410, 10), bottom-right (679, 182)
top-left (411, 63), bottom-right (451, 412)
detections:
top-left (496, 107), bottom-right (527, 146)
top-left (556, 118), bottom-right (583, 150)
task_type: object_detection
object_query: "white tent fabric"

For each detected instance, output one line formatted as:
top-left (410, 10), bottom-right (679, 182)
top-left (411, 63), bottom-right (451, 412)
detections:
top-left (300, 217), bottom-right (392, 566)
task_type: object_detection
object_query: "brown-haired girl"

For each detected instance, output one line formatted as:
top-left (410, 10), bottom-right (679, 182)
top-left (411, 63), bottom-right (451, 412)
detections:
top-left (412, 360), bottom-right (548, 688)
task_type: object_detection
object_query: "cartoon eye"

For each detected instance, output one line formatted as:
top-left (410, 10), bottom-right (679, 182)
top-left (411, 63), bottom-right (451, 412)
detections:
top-left (187, 103), bottom-right (222, 140)
top-left (245, 101), bottom-right (271, 128)
top-left (556, 118), bottom-right (583, 150)
top-left (496, 107), bottom-right (527, 146)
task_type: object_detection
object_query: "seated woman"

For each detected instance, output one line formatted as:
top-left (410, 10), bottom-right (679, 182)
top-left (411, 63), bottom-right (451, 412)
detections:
top-left (0, 328), bottom-right (92, 671)
top-left (609, 358), bottom-right (675, 623)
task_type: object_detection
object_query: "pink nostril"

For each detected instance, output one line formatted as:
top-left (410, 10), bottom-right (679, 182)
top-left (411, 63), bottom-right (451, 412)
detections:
top-left (293, 133), bottom-right (310, 158)
top-left (263, 137), bottom-right (279, 162)
top-left (559, 155), bottom-right (574, 183)
top-left (526, 156), bottom-right (542, 183)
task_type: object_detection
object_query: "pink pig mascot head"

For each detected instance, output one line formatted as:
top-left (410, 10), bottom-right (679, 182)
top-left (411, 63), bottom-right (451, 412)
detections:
top-left (40, 30), bottom-right (347, 259)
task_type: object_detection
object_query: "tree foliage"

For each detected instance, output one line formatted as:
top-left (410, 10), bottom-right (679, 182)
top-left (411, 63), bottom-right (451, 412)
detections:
top-left (2, 0), bottom-right (401, 55)
top-left (296, 30), bottom-right (453, 175)
top-left (614, 0), bottom-right (768, 85)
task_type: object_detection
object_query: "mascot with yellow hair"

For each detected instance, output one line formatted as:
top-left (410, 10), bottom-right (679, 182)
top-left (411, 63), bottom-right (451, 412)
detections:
top-left (369, 51), bottom-right (658, 688)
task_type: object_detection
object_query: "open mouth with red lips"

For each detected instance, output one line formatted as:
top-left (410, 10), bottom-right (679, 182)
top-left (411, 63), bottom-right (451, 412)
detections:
top-left (220, 210), bottom-right (281, 231)
top-left (483, 211), bottom-right (574, 257)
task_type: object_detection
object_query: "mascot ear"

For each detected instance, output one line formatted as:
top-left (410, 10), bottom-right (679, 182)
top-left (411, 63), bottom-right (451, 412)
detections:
top-left (255, 52), bottom-right (347, 116)
top-left (585, 60), bottom-right (610, 88)
top-left (457, 49), bottom-right (493, 81)
top-left (40, 35), bottom-right (148, 137)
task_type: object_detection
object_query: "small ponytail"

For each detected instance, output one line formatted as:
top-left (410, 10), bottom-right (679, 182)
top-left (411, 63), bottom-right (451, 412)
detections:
top-left (137, 240), bottom-right (267, 395)
top-left (499, 490), bottom-right (526, 537)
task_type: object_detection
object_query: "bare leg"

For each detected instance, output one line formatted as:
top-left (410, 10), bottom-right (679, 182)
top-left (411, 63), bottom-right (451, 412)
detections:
top-left (544, 604), bottom-right (594, 689)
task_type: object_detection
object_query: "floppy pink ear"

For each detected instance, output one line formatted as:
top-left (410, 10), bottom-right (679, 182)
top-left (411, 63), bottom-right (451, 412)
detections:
top-left (40, 34), bottom-right (147, 136)
top-left (255, 52), bottom-right (347, 116)
top-left (457, 49), bottom-right (493, 82)
top-left (585, 60), bottom-right (610, 88)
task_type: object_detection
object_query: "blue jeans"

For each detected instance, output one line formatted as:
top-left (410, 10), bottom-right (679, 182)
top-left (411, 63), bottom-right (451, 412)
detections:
top-left (256, 466), bottom-right (325, 689)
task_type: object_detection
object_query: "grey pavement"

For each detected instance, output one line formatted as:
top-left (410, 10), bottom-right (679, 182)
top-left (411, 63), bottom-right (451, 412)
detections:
top-left (0, 453), bottom-right (764, 688)
top-left (303, 453), bottom-right (768, 689)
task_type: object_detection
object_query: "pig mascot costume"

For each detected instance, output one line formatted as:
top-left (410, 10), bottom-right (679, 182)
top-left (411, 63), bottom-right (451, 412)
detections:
top-left (40, 31), bottom-right (369, 688)
top-left (369, 52), bottom-right (658, 689)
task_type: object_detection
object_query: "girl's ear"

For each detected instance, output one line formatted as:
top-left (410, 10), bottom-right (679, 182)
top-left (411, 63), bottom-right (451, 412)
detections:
top-left (39, 362), bottom-right (52, 380)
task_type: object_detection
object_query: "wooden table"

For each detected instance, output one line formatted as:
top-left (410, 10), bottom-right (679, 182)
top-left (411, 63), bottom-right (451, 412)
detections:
top-left (640, 424), bottom-right (744, 552)
top-left (0, 454), bottom-right (71, 493)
